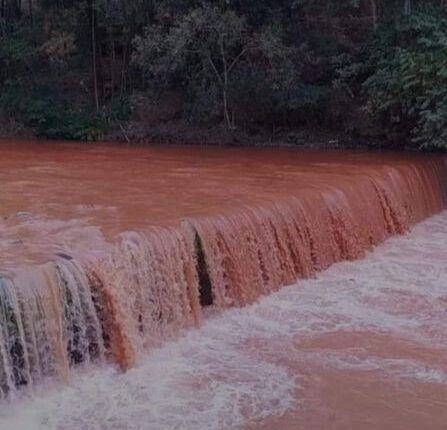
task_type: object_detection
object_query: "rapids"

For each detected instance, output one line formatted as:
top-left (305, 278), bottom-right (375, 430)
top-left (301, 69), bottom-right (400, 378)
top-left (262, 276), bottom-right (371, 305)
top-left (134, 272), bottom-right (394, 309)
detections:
top-left (0, 140), bottom-right (446, 412)
top-left (0, 211), bottom-right (446, 430)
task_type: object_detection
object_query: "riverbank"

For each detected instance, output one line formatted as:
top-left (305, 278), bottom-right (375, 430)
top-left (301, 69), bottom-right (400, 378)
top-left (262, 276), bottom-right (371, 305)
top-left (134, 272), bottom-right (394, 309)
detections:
top-left (106, 120), bottom-right (383, 149)
top-left (0, 122), bottom-right (402, 151)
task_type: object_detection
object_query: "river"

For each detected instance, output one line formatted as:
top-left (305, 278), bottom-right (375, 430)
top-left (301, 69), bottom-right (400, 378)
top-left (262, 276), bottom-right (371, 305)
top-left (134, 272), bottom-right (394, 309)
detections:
top-left (0, 140), bottom-right (446, 429)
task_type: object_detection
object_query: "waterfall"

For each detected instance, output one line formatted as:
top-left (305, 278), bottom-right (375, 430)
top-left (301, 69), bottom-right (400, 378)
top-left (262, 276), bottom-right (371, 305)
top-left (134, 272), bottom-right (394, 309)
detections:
top-left (0, 155), bottom-right (445, 397)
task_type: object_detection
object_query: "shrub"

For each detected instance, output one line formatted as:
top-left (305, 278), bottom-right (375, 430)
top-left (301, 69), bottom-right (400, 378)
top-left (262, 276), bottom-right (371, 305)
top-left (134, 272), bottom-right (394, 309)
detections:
top-left (0, 86), bottom-right (106, 140)
top-left (361, 6), bottom-right (447, 149)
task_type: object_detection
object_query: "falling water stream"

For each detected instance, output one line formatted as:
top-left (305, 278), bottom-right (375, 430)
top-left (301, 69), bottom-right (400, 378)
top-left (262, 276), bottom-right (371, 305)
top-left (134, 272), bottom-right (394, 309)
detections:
top-left (0, 140), bottom-right (446, 429)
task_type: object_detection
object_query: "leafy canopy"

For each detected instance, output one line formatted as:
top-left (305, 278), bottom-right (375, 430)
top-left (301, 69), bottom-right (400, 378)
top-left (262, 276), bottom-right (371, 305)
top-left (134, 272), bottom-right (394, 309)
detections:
top-left (363, 5), bottom-right (447, 149)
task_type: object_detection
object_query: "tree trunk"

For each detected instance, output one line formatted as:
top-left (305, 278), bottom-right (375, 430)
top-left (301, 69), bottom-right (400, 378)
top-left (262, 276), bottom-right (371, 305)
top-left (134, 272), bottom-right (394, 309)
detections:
top-left (17, 0), bottom-right (21, 16)
top-left (120, 38), bottom-right (129, 97)
top-left (90, 0), bottom-right (100, 112)
top-left (403, 0), bottom-right (412, 16)
top-left (219, 39), bottom-right (233, 130)
top-left (222, 87), bottom-right (232, 130)
top-left (109, 28), bottom-right (116, 103)
top-left (370, 0), bottom-right (378, 30)
top-left (28, 0), bottom-right (32, 24)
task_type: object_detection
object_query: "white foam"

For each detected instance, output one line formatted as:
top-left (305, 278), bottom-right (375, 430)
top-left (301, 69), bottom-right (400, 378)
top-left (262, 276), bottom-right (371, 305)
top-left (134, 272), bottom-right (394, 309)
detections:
top-left (304, 351), bottom-right (447, 384)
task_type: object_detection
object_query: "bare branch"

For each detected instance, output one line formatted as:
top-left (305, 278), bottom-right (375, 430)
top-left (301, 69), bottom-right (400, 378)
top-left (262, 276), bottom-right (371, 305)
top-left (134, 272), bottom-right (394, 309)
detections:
top-left (207, 51), bottom-right (223, 87)
top-left (227, 47), bottom-right (248, 76)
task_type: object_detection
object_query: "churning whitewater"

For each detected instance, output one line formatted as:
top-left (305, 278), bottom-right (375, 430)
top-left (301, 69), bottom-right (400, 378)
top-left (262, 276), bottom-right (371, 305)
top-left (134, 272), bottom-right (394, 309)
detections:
top-left (0, 142), bottom-right (446, 429)
top-left (0, 212), bottom-right (446, 430)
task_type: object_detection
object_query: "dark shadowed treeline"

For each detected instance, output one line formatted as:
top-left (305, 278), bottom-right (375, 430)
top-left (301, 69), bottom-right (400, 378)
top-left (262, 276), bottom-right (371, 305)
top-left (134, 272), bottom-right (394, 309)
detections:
top-left (0, 0), bottom-right (446, 149)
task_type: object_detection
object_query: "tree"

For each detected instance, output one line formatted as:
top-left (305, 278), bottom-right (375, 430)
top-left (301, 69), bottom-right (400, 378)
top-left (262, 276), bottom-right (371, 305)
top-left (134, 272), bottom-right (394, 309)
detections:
top-left (362, 5), bottom-right (447, 148)
top-left (133, 4), bottom-right (294, 129)
top-left (1, 0), bottom-right (447, 147)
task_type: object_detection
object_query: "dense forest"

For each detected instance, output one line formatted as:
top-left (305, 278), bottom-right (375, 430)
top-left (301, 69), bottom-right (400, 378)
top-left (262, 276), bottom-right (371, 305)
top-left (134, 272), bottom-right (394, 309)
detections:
top-left (0, 0), bottom-right (446, 149)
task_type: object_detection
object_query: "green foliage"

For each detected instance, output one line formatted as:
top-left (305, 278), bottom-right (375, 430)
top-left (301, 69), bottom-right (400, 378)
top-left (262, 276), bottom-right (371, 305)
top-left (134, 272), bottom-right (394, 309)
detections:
top-left (0, 86), bottom-right (106, 140)
top-left (110, 97), bottom-right (132, 122)
top-left (0, 30), bottom-right (35, 84)
top-left (26, 98), bottom-right (106, 141)
top-left (133, 4), bottom-right (297, 126)
top-left (38, 31), bottom-right (77, 67)
top-left (1, 0), bottom-right (447, 148)
top-left (132, 4), bottom-right (246, 122)
top-left (361, 6), bottom-right (447, 149)
top-left (0, 35), bottom-right (33, 65)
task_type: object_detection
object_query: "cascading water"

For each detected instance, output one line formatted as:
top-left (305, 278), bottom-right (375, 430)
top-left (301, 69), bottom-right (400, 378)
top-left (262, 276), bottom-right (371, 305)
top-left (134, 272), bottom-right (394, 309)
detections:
top-left (0, 141), bottom-right (445, 398)
top-left (0, 260), bottom-right (107, 398)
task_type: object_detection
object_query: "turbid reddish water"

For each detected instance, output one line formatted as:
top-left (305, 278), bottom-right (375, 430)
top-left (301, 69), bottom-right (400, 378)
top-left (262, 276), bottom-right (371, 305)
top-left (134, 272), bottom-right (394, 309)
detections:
top-left (1, 140), bottom-right (445, 269)
top-left (0, 140), bottom-right (446, 429)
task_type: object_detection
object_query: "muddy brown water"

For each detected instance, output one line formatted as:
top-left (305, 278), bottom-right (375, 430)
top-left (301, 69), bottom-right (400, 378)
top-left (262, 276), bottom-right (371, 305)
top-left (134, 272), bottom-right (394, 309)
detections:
top-left (0, 139), bottom-right (446, 429)
top-left (1, 140), bottom-right (445, 268)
